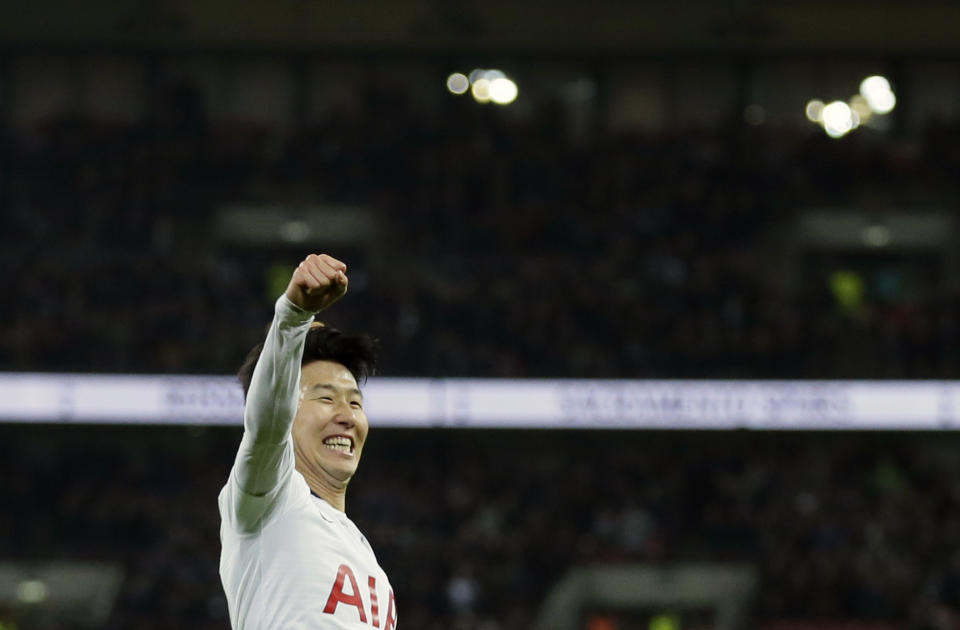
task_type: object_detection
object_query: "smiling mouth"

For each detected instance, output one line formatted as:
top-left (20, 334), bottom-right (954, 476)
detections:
top-left (322, 435), bottom-right (355, 456)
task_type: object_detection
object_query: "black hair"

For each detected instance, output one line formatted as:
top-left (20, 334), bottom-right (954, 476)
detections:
top-left (238, 325), bottom-right (379, 399)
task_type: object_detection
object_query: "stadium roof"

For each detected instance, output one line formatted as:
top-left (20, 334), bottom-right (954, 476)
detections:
top-left (2, 0), bottom-right (960, 55)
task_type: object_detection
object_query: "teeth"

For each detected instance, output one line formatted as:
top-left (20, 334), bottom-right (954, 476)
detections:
top-left (323, 436), bottom-right (352, 453)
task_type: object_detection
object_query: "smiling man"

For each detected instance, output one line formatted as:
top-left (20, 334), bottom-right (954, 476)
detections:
top-left (218, 253), bottom-right (396, 629)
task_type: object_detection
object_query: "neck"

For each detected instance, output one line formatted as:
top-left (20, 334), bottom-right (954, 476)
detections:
top-left (295, 460), bottom-right (348, 512)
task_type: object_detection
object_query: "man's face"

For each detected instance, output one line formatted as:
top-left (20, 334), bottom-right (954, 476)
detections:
top-left (292, 360), bottom-right (368, 484)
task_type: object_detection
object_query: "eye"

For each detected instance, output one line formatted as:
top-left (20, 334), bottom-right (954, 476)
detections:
top-left (318, 396), bottom-right (334, 403)
top-left (350, 401), bottom-right (363, 409)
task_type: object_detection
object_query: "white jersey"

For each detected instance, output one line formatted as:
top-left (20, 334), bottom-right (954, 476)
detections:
top-left (218, 296), bottom-right (396, 629)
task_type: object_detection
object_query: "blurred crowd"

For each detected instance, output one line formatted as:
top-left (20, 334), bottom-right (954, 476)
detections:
top-left (3, 426), bottom-right (960, 630)
top-left (3, 84), bottom-right (960, 379)
top-left (5, 79), bottom-right (960, 630)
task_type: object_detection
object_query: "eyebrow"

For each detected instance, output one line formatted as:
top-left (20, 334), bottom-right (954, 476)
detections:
top-left (309, 383), bottom-right (363, 399)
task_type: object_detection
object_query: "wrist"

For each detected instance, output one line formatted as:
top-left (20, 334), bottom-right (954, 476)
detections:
top-left (277, 294), bottom-right (317, 321)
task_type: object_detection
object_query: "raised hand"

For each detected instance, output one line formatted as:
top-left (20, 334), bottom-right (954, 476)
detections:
top-left (284, 254), bottom-right (349, 313)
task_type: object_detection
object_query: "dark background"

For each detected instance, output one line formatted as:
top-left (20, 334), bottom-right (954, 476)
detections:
top-left (3, 1), bottom-right (960, 628)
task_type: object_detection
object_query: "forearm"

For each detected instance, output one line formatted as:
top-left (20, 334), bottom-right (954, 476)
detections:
top-left (233, 295), bottom-right (314, 495)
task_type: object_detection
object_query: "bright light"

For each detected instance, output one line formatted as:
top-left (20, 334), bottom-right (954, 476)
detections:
top-left (489, 78), bottom-right (518, 105)
top-left (822, 101), bottom-right (854, 138)
top-left (860, 75), bottom-right (891, 100)
top-left (446, 73), bottom-right (469, 95)
top-left (859, 75), bottom-right (896, 114)
top-left (471, 78), bottom-right (492, 103)
top-left (469, 69), bottom-right (504, 83)
top-left (465, 69), bottom-right (517, 105)
top-left (16, 580), bottom-right (48, 604)
top-left (806, 99), bottom-right (825, 123)
top-left (807, 76), bottom-right (895, 137)
top-left (868, 90), bottom-right (896, 115)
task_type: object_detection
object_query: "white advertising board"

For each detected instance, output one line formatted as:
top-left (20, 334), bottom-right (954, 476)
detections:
top-left (0, 373), bottom-right (953, 429)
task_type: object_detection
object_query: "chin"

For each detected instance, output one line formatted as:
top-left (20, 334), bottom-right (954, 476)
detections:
top-left (325, 462), bottom-right (357, 482)
top-left (334, 469), bottom-right (356, 484)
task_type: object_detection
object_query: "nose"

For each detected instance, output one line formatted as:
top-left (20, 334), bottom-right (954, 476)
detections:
top-left (332, 402), bottom-right (357, 427)
top-left (333, 415), bottom-right (355, 428)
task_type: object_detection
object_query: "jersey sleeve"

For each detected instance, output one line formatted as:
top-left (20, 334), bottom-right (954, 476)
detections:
top-left (219, 294), bottom-right (315, 534)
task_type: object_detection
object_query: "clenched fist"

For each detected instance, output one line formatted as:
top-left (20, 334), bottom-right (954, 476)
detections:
top-left (285, 254), bottom-right (349, 313)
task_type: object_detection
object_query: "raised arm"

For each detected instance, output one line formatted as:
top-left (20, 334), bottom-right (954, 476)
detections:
top-left (225, 254), bottom-right (349, 529)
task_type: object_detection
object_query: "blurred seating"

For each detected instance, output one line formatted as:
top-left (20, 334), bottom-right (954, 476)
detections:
top-left (1, 427), bottom-right (958, 630)
top-left (3, 88), bottom-right (960, 380)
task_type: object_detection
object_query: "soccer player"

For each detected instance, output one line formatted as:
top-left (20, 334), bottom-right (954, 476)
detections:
top-left (218, 253), bottom-right (397, 629)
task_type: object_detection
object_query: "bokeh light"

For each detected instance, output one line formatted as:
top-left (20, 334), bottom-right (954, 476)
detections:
top-left (859, 75), bottom-right (896, 114)
top-left (829, 270), bottom-right (866, 311)
top-left (446, 72), bottom-right (469, 95)
top-left (279, 220), bottom-right (309, 242)
top-left (860, 75), bottom-right (891, 100)
top-left (862, 224), bottom-right (892, 248)
top-left (805, 99), bottom-right (825, 123)
top-left (489, 78), bottom-right (518, 105)
top-left (471, 78), bottom-right (492, 103)
top-left (458, 69), bottom-right (519, 105)
top-left (868, 90), bottom-right (896, 115)
top-left (16, 580), bottom-right (48, 604)
top-left (848, 95), bottom-right (873, 125)
top-left (822, 101), bottom-right (854, 138)
top-left (807, 75), bottom-right (897, 137)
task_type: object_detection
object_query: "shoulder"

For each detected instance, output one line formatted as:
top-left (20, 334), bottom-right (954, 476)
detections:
top-left (218, 467), bottom-right (313, 534)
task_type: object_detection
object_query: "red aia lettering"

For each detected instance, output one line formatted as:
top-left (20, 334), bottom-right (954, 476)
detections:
top-left (384, 589), bottom-right (397, 630)
top-left (323, 564), bottom-right (368, 623)
top-left (368, 576), bottom-right (380, 628)
top-left (323, 565), bottom-right (396, 628)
